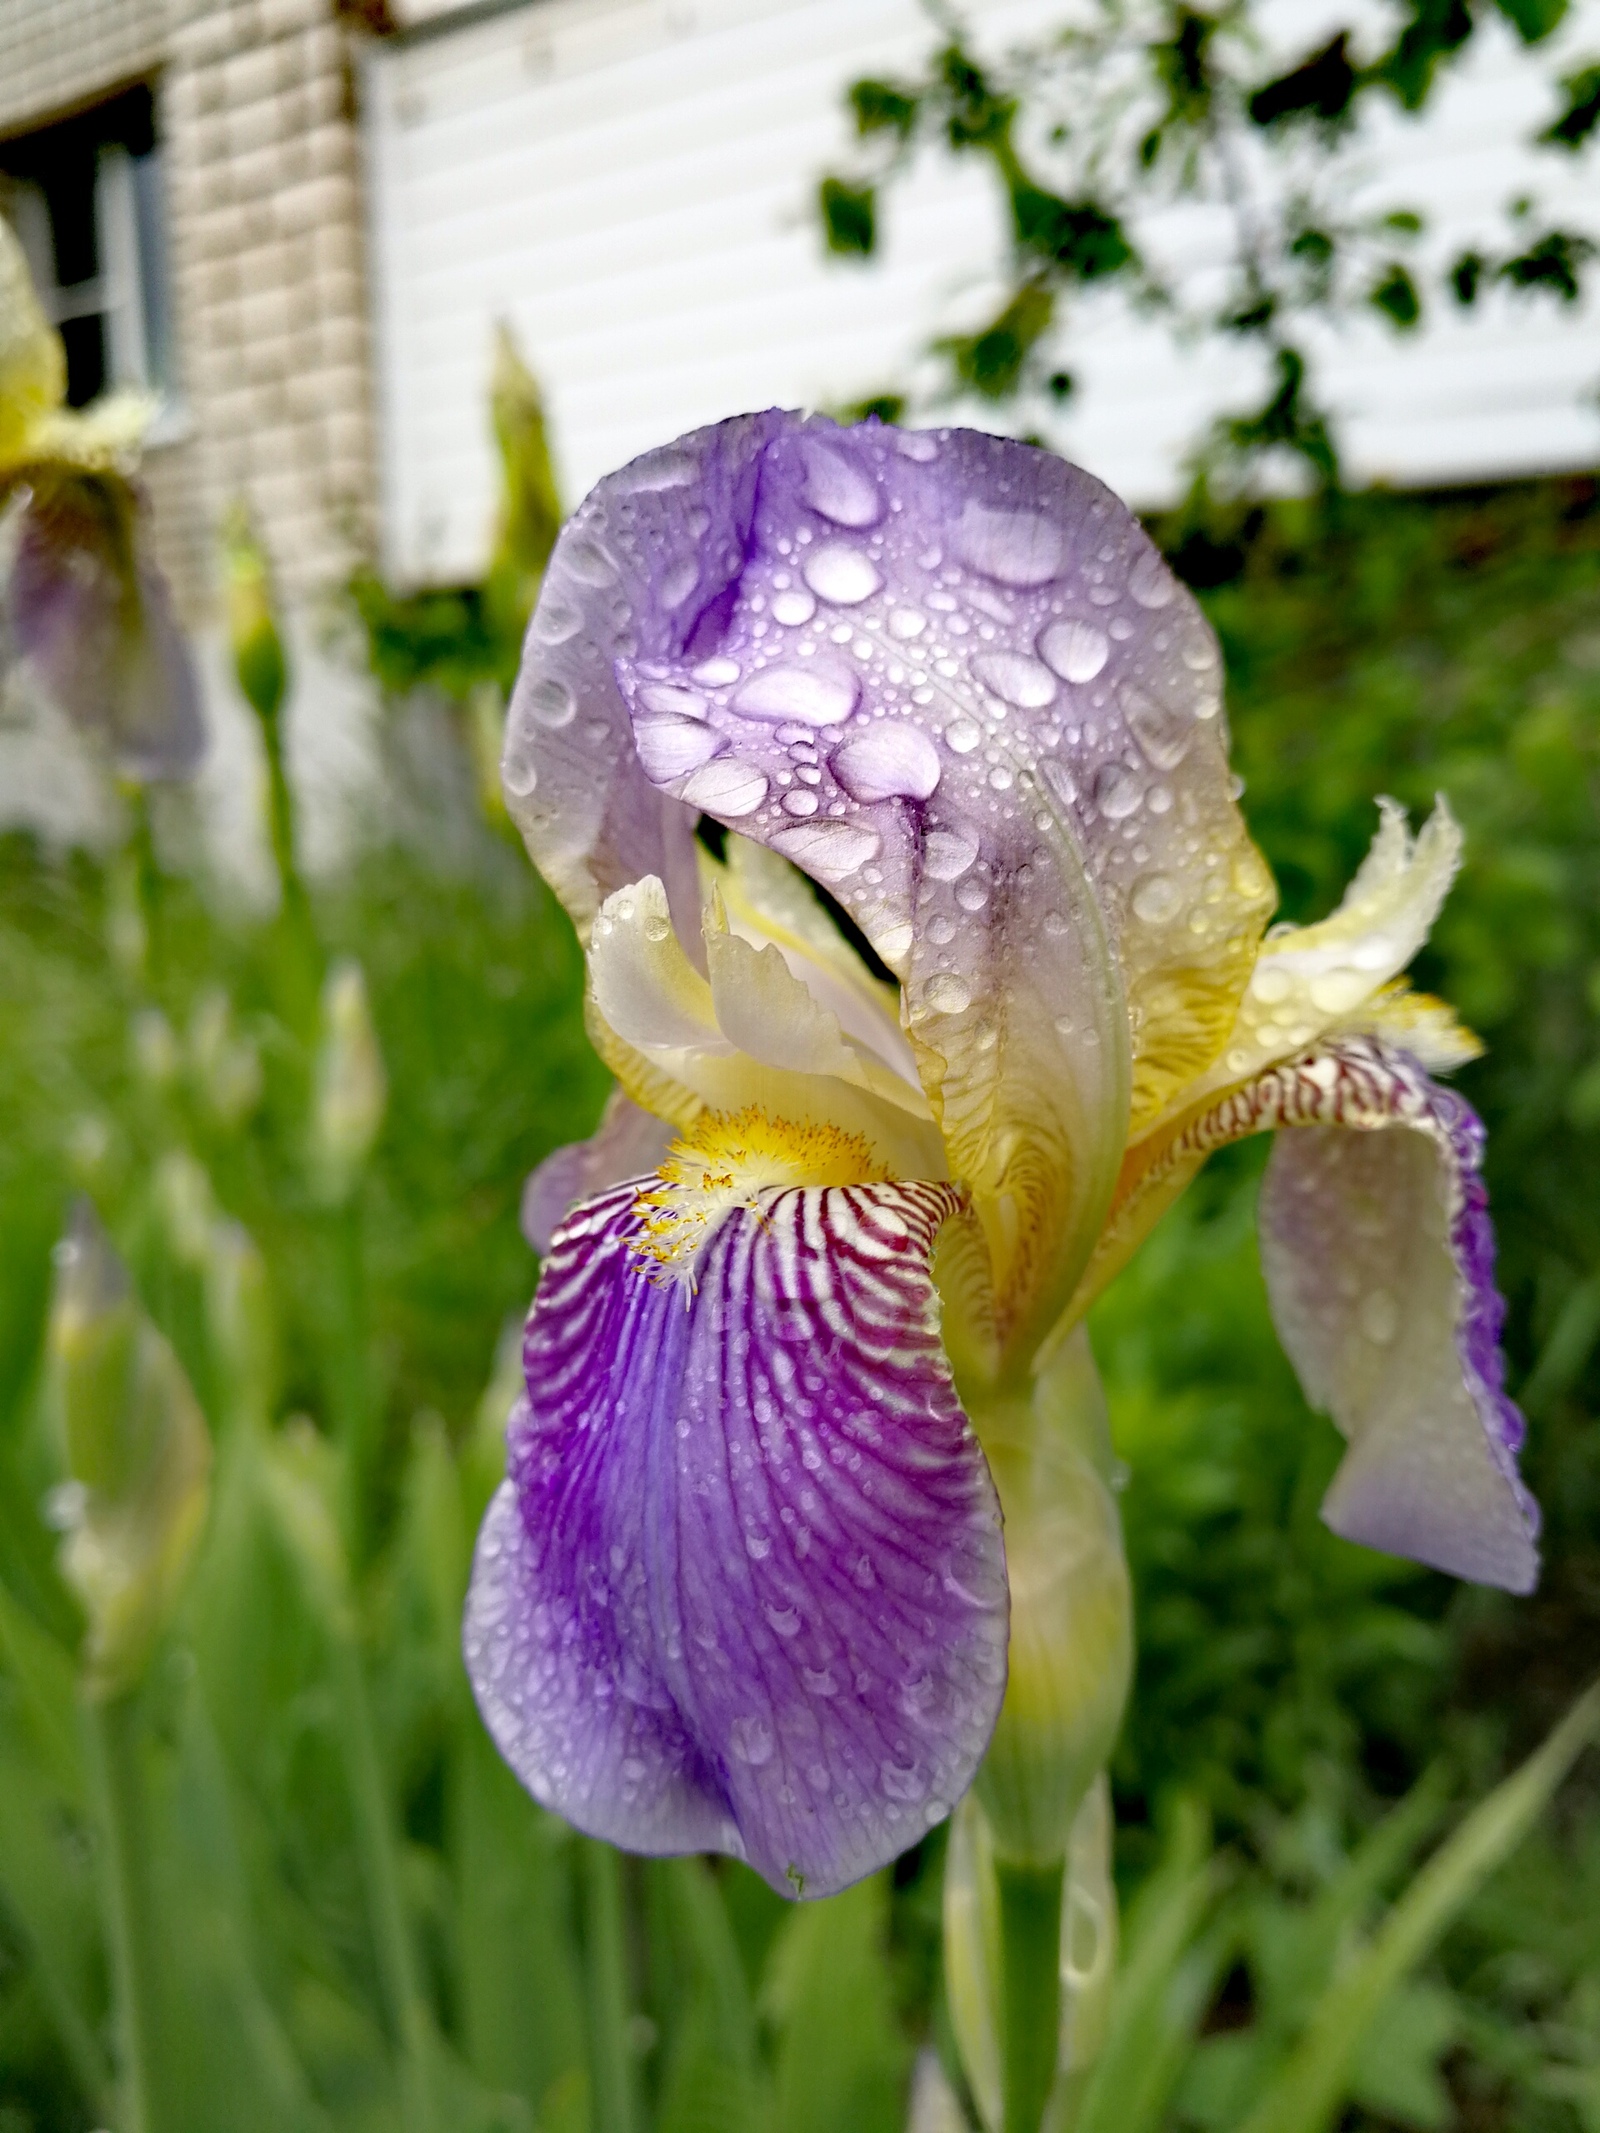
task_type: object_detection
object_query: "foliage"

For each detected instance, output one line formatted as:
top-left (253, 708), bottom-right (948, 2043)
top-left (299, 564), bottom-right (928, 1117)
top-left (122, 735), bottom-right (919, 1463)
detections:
top-left (818, 0), bottom-right (1600, 482)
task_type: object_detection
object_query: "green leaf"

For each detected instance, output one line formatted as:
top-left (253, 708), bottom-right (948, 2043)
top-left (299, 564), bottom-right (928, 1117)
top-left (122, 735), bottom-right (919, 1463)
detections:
top-left (765, 1875), bottom-right (910, 2133)
top-left (1348, 1977), bottom-right (1459, 2129)
top-left (1234, 1678), bottom-right (1600, 2133)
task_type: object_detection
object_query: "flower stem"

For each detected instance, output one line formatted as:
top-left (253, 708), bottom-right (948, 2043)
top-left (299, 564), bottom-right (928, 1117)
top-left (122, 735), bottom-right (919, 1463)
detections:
top-left (582, 1840), bottom-right (639, 2133)
top-left (85, 1689), bottom-right (162, 2133)
top-left (996, 1853), bottom-right (1064, 2133)
top-left (256, 704), bottom-right (320, 1036)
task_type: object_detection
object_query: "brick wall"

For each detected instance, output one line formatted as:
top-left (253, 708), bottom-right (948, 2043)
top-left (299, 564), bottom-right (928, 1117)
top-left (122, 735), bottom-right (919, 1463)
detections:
top-left (1, 0), bottom-right (381, 615)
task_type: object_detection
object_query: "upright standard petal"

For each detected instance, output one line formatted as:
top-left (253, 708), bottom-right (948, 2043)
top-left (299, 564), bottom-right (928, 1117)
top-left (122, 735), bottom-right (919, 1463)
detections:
top-left (504, 414), bottom-right (1272, 1361)
top-left (464, 1167), bottom-right (1009, 1898)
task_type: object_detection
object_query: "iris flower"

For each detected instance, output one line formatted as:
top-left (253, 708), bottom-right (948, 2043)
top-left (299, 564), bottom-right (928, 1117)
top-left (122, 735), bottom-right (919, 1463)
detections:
top-left (465, 411), bottom-right (1537, 1903)
top-left (0, 213), bottom-right (201, 779)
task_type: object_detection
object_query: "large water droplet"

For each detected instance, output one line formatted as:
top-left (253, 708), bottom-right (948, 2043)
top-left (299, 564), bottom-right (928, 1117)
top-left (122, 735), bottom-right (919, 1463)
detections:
top-left (888, 608), bottom-right (927, 641)
top-left (635, 714), bottom-right (725, 782)
top-left (1094, 763), bottom-right (1144, 820)
top-left (525, 676), bottom-right (576, 729)
top-left (729, 1715), bottom-right (774, 1766)
top-left (503, 742), bottom-right (538, 797)
top-left (955, 502), bottom-right (1063, 587)
top-left (771, 588), bottom-right (816, 626)
top-left (533, 595), bottom-right (581, 644)
top-left (564, 537), bottom-right (615, 586)
top-left (1130, 871), bottom-right (1182, 924)
top-left (770, 818), bottom-right (882, 881)
top-left (971, 650), bottom-right (1057, 709)
top-left (735, 665), bottom-right (859, 727)
top-left (1309, 968), bottom-right (1370, 1015)
top-left (638, 681), bottom-right (707, 719)
top-left (800, 440), bottom-right (882, 527)
top-left (830, 722), bottom-right (942, 802)
top-left (803, 543), bottom-right (883, 606)
top-left (922, 829), bottom-right (978, 880)
top-left (1038, 619), bottom-right (1109, 683)
top-left (944, 720), bottom-right (981, 755)
top-left (1128, 545), bottom-right (1175, 608)
top-left (661, 555), bottom-right (699, 609)
top-left (895, 430), bottom-right (940, 462)
top-left (782, 788), bottom-right (820, 816)
top-left (924, 972), bottom-right (972, 1015)
top-left (679, 759), bottom-right (769, 817)
top-left (1124, 687), bottom-right (1193, 770)
top-left (624, 444), bottom-right (698, 492)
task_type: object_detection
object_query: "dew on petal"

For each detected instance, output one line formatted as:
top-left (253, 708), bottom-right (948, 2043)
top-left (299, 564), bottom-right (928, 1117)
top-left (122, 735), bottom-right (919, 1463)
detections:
top-left (924, 973), bottom-right (972, 1015)
top-left (533, 596), bottom-right (582, 645)
top-left (1309, 969), bottom-right (1371, 1014)
top-left (526, 677), bottom-right (576, 729)
top-left (1128, 546), bottom-right (1176, 608)
top-left (800, 441), bottom-right (882, 527)
top-left (1123, 687), bottom-right (1194, 770)
top-left (922, 828), bottom-right (978, 880)
top-left (782, 789), bottom-right (820, 816)
top-left (624, 445), bottom-right (699, 492)
top-left (1130, 871), bottom-right (1182, 924)
top-left (661, 555), bottom-right (699, 609)
top-left (735, 666), bottom-right (859, 727)
top-left (895, 430), bottom-right (940, 462)
top-left (693, 657), bottom-right (742, 685)
top-left (889, 608), bottom-right (927, 641)
top-left (635, 714), bottom-right (725, 782)
top-left (1038, 619), bottom-right (1109, 683)
top-left (830, 722), bottom-right (942, 802)
top-left (565, 537), bottom-right (615, 586)
top-left (955, 503), bottom-right (1063, 587)
top-left (638, 681), bottom-right (707, 719)
top-left (771, 589), bottom-right (817, 626)
top-left (944, 720), bottom-right (982, 755)
top-left (971, 650), bottom-right (1057, 709)
top-left (1095, 763), bottom-right (1144, 820)
top-left (803, 544), bottom-right (883, 606)
top-left (770, 818), bottom-right (883, 880)
top-left (679, 758), bottom-right (769, 816)
top-left (730, 1716), bottom-right (775, 1766)
top-left (503, 742), bottom-right (538, 797)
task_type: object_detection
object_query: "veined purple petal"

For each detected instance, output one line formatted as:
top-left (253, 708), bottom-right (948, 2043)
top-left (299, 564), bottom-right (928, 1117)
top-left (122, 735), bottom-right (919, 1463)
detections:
top-left (464, 1174), bottom-right (1008, 1898)
top-left (520, 1090), bottom-right (676, 1255)
top-left (8, 469), bottom-right (204, 781)
top-left (1250, 1039), bottom-right (1538, 1592)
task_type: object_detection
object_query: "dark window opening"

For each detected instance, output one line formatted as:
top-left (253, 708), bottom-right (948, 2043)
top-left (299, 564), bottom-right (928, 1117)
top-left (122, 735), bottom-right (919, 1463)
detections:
top-left (0, 84), bottom-right (175, 410)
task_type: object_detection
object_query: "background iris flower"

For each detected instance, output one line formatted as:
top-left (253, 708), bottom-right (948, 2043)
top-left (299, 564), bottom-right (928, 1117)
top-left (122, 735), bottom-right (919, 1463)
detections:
top-left (464, 412), bottom-right (1537, 1935)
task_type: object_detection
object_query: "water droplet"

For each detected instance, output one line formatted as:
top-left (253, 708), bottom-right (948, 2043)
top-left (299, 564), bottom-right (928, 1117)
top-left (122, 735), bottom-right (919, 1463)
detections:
top-left (638, 681), bottom-right (706, 719)
top-left (624, 444), bottom-right (699, 491)
top-left (693, 657), bottom-right (741, 685)
top-left (771, 589), bottom-right (816, 626)
top-left (1038, 620), bottom-right (1109, 683)
top-left (1095, 763), bottom-right (1144, 820)
top-left (1040, 758), bottom-right (1078, 808)
top-left (736, 665), bottom-right (858, 727)
top-left (661, 555), bottom-right (699, 608)
top-left (803, 1666), bottom-right (838, 1696)
top-left (971, 651), bottom-right (1057, 709)
top-left (830, 722), bottom-right (942, 802)
top-left (533, 595), bottom-right (581, 644)
top-left (944, 719), bottom-right (981, 755)
top-left (1359, 1289), bottom-right (1398, 1344)
top-left (765, 1602), bottom-right (802, 1637)
top-left (525, 677), bottom-right (576, 729)
top-left (803, 543), bottom-right (883, 605)
top-left (782, 788), bottom-right (819, 816)
top-left (922, 829), bottom-right (978, 880)
top-left (730, 1715), bottom-right (774, 1766)
top-left (1250, 963), bottom-right (1293, 1004)
top-left (564, 537), bottom-right (615, 586)
top-left (1128, 545), bottom-right (1175, 608)
top-left (635, 715), bottom-right (725, 782)
top-left (770, 818), bottom-right (882, 880)
top-left (800, 440), bottom-right (882, 527)
top-left (503, 743), bottom-right (538, 797)
top-left (1309, 968), bottom-right (1370, 1015)
top-left (889, 608), bottom-right (927, 641)
top-left (679, 759), bottom-right (769, 817)
top-left (895, 430), bottom-right (940, 462)
top-left (924, 973), bottom-right (972, 1015)
top-left (1130, 872), bottom-right (1182, 924)
top-left (956, 877), bottom-right (988, 912)
top-left (955, 503), bottom-right (1063, 587)
top-left (1124, 687), bottom-right (1193, 770)
top-left (880, 1758), bottom-right (926, 1803)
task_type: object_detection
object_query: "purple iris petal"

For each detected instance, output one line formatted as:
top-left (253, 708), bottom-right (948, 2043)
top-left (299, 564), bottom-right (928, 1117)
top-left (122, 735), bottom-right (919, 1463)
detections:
top-left (520, 1090), bottom-right (675, 1255)
top-left (1254, 1038), bottom-right (1538, 1593)
top-left (463, 1174), bottom-right (1009, 1898)
top-left (8, 470), bottom-right (204, 781)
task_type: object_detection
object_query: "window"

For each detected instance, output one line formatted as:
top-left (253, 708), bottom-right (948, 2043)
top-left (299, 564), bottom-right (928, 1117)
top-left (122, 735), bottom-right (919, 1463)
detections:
top-left (0, 85), bottom-right (176, 417)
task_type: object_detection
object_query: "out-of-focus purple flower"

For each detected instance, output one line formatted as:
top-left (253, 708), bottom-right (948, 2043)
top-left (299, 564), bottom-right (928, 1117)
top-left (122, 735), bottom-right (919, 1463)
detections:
top-left (466, 409), bottom-right (1536, 1900)
top-left (1, 214), bottom-right (203, 781)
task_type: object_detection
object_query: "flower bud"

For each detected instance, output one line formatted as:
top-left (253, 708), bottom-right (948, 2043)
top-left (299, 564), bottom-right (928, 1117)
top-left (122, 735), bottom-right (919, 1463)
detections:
top-left (310, 958), bottom-right (387, 1202)
top-left (188, 986), bottom-right (262, 1129)
top-left (46, 1200), bottom-right (212, 1696)
top-left (220, 501), bottom-right (287, 727)
top-left (204, 1219), bottom-right (277, 1432)
top-left (971, 1328), bottom-right (1133, 1867)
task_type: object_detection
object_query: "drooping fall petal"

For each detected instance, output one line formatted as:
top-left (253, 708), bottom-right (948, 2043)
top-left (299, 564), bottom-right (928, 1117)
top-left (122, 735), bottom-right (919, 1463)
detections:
top-left (464, 1171), bottom-right (1009, 1898)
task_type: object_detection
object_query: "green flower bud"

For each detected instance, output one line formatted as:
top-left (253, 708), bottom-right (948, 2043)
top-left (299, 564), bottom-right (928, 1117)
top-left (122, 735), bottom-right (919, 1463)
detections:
top-left (221, 501), bottom-right (288, 726)
top-left (47, 1201), bottom-right (212, 1696)
top-left (188, 986), bottom-right (262, 1129)
top-left (971, 1327), bottom-right (1133, 1867)
top-left (310, 958), bottom-right (387, 1202)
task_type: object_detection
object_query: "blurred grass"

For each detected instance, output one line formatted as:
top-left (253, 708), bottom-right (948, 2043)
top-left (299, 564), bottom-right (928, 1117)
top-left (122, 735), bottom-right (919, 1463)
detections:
top-left (0, 473), bottom-right (1594, 2129)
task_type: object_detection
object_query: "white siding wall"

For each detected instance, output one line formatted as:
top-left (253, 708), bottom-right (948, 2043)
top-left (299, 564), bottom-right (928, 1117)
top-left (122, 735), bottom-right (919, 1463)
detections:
top-left (366, 0), bottom-right (1600, 585)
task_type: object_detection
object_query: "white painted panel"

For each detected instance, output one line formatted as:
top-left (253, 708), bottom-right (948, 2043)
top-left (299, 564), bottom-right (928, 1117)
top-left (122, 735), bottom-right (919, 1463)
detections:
top-left (366, 0), bottom-right (1600, 584)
